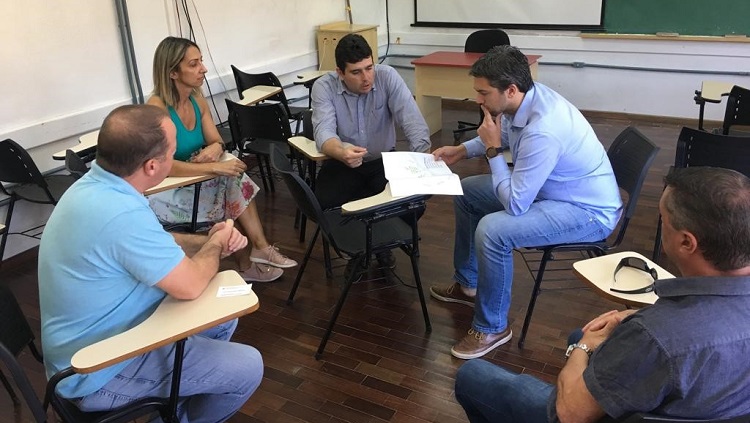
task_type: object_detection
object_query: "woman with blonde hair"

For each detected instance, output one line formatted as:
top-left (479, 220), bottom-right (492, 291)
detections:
top-left (147, 36), bottom-right (295, 282)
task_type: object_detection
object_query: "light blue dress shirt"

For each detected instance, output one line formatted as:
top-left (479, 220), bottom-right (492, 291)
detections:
top-left (311, 65), bottom-right (430, 161)
top-left (463, 82), bottom-right (622, 230)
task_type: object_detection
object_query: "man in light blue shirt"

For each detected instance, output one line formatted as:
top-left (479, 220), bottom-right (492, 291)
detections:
top-left (39, 105), bottom-right (262, 421)
top-left (430, 45), bottom-right (622, 359)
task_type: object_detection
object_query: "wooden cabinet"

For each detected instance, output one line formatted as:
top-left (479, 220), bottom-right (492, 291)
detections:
top-left (317, 22), bottom-right (378, 71)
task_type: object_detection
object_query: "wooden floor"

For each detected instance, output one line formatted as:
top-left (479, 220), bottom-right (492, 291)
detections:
top-left (0, 106), bottom-right (686, 422)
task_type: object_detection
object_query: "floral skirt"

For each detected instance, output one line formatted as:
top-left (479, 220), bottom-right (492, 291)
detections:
top-left (149, 173), bottom-right (260, 224)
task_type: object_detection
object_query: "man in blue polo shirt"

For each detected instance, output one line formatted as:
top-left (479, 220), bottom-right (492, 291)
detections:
top-left (454, 167), bottom-right (750, 421)
top-left (38, 104), bottom-right (262, 422)
top-left (430, 45), bottom-right (622, 359)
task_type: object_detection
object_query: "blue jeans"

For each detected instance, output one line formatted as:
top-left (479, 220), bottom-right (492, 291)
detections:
top-left (454, 175), bottom-right (611, 333)
top-left (455, 359), bottom-right (553, 423)
top-left (77, 319), bottom-right (263, 423)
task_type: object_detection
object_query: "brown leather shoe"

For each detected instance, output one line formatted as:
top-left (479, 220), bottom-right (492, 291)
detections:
top-left (451, 327), bottom-right (513, 359)
top-left (429, 283), bottom-right (475, 307)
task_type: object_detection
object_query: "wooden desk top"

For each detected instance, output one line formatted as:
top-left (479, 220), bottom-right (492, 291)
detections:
top-left (0, 224), bottom-right (5, 233)
top-left (573, 251), bottom-right (675, 308)
top-left (341, 183), bottom-right (426, 214)
top-left (412, 51), bottom-right (541, 68)
top-left (700, 81), bottom-right (737, 103)
top-left (144, 152), bottom-right (235, 196)
top-left (288, 136), bottom-right (328, 161)
top-left (71, 270), bottom-right (258, 373)
top-left (295, 70), bottom-right (329, 85)
top-left (238, 85), bottom-right (282, 106)
top-left (52, 130), bottom-right (100, 160)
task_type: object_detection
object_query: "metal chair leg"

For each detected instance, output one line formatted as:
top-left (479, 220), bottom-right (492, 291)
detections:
top-left (409, 249), bottom-right (432, 333)
top-left (315, 254), bottom-right (365, 359)
top-left (518, 249), bottom-right (553, 349)
top-left (0, 369), bottom-right (20, 406)
top-left (652, 214), bottom-right (663, 262)
top-left (288, 227), bottom-right (320, 304)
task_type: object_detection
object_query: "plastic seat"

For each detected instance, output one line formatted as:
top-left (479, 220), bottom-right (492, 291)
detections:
top-left (270, 145), bottom-right (431, 359)
top-left (652, 127), bottom-right (750, 261)
top-left (0, 139), bottom-right (77, 265)
top-left (453, 29), bottom-right (511, 143)
top-left (0, 285), bottom-right (169, 422)
top-left (225, 100), bottom-right (294, 193)
top-left (230, 66), bottom-right (305, 135)
top-left (64, 149), bottom-right (89, 179)
top-left (721, 85), bottom-right (750, 135)
top-left (516, 127), bottom-right (659, 348)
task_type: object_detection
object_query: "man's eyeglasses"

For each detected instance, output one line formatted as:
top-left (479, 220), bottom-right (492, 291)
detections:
top-left (610, 256), bottom-right (658, 295)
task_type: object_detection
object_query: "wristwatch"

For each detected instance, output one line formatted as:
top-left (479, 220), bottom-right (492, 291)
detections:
top-left (485, 146), bottom-right (502, 160)
top-left (565, 343), bottom-right (593, 359)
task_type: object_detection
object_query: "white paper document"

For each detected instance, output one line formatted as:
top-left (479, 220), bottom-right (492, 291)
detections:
top-left (217, 284), bottom-right (253, 297)
top-left (382, 152), bottom-right (464, 196)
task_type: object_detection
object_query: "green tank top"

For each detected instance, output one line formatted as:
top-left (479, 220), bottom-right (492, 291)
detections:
top-left (167, 96), bottom-right (204, 161)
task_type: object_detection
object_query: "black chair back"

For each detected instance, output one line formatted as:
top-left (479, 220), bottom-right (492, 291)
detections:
top-left (722, 85), bottom-right (750, 135)
top-left (0, 139), bottom-right (50, 193)
top-left (270, 145), bottom-right (339, 250)
top-left (230, 66), bottom-right (293, 117)
top-left (608, 126), bottom-right (660, 226)
top-left (465, 29), bottom-right (510, 53)
top-left (225, 100), bottom-right (293, 144)
top-left (65, 150), bottom-right (89, 179)
top-left (676, 127), bottom-right (750, 176)
top-left (301, 109), bottom-right (314, 140)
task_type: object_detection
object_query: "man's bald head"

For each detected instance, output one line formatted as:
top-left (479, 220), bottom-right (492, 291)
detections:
top-left (96, 105), bottom-right (170, 177)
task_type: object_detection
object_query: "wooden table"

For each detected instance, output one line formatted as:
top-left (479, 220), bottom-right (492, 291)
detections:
top-left (412, 51), bottom-right (541, 135)
top-left (238, 85), bottom-right (282, 106)
top-left (572, 251), bottom-right (675, 308)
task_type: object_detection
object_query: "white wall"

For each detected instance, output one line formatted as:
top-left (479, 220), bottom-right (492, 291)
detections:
top-left (353, 0), bottom-right (750, 121)
top-left (2, 0), bottom-right (749, 260)
top-left (0, 0), bottom-right (346, 260)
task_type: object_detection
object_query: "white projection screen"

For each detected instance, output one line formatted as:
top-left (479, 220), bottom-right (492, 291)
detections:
top-left (414, 0), bottom-right (604, 29)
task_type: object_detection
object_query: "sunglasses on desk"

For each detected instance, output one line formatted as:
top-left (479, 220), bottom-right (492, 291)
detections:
top-left (610, 256), bottom-right (658, 295)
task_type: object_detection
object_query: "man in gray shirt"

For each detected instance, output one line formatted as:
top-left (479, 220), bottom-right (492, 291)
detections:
top-left (311, 33), bottom-right (430, 210)
top-left (311, 33), bottom-right (430, 275)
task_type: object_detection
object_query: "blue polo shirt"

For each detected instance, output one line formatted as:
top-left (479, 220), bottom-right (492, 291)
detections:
top-left (38, 162), bottom-right (184, 398)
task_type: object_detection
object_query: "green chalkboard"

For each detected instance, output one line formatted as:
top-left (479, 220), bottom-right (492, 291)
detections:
top-left (604, 0), bottom-right (750, 36)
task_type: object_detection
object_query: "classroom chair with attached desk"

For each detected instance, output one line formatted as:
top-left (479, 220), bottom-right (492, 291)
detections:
top-left (270, 145), bottom-right (431, 359)
top-left (0, 139), bottom-right (77, 265)
top-left (453, 29), bottom-right (511, 143)
top-left (0, 285), bottom-right (168, 423)
top-left (225, 100), bottom-right (294, 193)
top-left (720, 85), bottom-right (750, 136)
top-left (652, 127), bottom-right (750, 261)
top-left (230, 65), bottom-right (305, 135)
top-left (516, 127), bottom-right (659, 348)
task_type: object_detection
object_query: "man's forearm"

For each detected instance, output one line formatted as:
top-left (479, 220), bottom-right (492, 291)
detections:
top-left (320, 138), bottom-right (345, 162)
top-left (556, 351), bottom-right (599, 423)
top-left (172, 232), bottom-right (209, 257)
